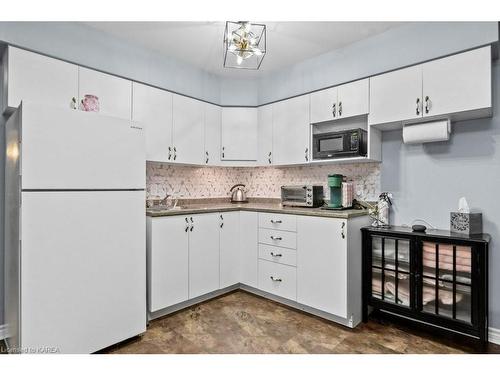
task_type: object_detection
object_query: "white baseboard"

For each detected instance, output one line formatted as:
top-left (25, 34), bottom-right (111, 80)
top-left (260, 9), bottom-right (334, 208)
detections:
top-left (0, 324), bottom-right (7, 341)
top-left (489, 327), bottom-right (500, 345)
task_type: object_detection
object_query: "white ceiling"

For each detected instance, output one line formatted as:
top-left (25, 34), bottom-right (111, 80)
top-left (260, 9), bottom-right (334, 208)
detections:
top-left (84, 22), bottom-right (405, 78)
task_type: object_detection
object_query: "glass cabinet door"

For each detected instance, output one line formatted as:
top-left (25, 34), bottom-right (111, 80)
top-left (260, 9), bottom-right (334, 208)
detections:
top-left (419, 241), bottom-right (473, 324)
top-left (371, 236), bottom-right (412, 308)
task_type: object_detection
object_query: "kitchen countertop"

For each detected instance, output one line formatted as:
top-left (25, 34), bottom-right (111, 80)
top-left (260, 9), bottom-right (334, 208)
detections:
top-left (146, 199), bottom-right (369, 219)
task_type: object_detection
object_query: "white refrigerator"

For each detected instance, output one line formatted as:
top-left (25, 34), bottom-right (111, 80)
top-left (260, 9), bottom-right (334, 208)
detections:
top-left (4, 102), bottom-right (146, 353)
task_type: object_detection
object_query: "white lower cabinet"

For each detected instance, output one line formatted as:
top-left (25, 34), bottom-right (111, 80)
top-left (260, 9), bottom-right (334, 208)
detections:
top-left (188, 214), bottom-right (220, 299)
top-left (147, 210), bottom-right (367, 327)
top-left (258, 260), bottom-right (297, 301)
top-left (297, 216), bottom-right (348, 318)
top-left (219, 212), bottom-right (240, 288)
top-left (239, 211), bottom-right (258, 288)
top-left (147, 216), bottom-right (189, 313)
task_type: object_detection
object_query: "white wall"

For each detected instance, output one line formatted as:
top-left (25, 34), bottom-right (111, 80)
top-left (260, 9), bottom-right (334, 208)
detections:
top-left (257, 22), bottom-right (499, 104)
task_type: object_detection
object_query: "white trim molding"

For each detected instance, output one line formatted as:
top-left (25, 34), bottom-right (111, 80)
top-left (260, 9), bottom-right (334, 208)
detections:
top-left (489, 327), bottom-right (500, 345)
top-left (0, 324), bottom-right (7, 341)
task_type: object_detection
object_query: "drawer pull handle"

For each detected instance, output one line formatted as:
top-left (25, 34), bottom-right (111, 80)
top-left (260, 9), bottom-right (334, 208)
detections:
top-left (270, 219), bottom-right (282, 224)
top-left (270, 252), bottom-right (282, 257)
top-left (270, 276), bottom-right (282, 282)
top-left (270, 236), bottom-right (282, 241)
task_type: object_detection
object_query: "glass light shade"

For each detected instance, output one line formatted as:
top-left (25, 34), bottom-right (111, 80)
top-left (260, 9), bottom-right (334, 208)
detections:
top-left (223, 21), bottom-right (266, 70)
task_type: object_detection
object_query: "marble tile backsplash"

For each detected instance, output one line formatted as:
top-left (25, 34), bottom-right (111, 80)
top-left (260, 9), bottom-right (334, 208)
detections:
top-left (146, 162), bottom-right (381, 201)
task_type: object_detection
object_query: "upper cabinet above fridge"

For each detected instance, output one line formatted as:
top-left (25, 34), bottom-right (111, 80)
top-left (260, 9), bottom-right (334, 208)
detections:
top-left (2, 46), bottom-right (133, 120)
top-left (369, 46), bottom-right (492, 129)
top-left (2, 47), bottom-right (79, 113)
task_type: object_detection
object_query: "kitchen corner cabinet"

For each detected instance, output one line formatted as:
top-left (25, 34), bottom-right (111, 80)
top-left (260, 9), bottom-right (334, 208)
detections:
top-left (204, 103), bottom-right (222, 165)
top-left (257, 104), bottom-right (273, 165)
top-left (78, 67), bottom-right (132, 120)
top-left (272, 94), bottom-right (310, 165)
top-left (132, 83), bottom-right (173, 162)
top-left (239, 211), bottom-right (259, 288)
top-left (172, 94), bottom-right (205, 165)
top-left (219, 212), bottom-right (241, 288)
top-left (221, 107), bottom-right (258, 161)
top-left (2, 46), bottom-right (78, 113)
top-left (369, 46), bottom-right (492, 128)
top-left (310, 78), bottom-right (369, 124)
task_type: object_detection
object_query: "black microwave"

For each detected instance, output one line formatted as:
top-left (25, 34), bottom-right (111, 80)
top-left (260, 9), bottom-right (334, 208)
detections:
top-left (312, 128), bottom-right (367, 160)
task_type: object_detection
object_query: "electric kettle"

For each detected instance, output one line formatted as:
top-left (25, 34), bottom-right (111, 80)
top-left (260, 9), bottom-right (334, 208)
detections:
top-left (229, 184), bottom-right (248, 203)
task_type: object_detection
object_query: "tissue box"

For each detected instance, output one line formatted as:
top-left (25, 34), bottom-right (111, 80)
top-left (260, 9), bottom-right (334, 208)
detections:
top-left (450, 212), bottom-right (482, 235)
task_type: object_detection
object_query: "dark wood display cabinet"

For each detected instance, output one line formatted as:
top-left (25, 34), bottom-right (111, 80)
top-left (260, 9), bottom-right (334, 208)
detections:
top-left (361, 226), bottom-right (490, 347)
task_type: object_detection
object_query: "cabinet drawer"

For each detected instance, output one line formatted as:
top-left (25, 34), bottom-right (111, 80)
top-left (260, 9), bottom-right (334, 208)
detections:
top-left (258, 259), bottom-right (297, 301)
top-left (258, 213), bottom-right (297, 232)
top-left (259, 228), bottom-right (297, 249)
top-left (258, 244), bottom-right (296, 267)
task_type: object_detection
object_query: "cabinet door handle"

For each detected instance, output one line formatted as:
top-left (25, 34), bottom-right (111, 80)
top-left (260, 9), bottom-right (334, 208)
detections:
top-left (168, 146), bottom-right (172, 160)
top-left (185, 217), bottom-right (190, 232)
top-left (332, 103), bottom-right (336, 118)
top-left (341, 222), bottom-right (345, 239)
top-left (71, 97), bottom-right (77, 110)
top-left (305, 147), bottom-right (309, 162)
top-left (173, 146), bottom-right (177, 161)
top-left (270, 252), bottom-right (282, 257)
top-left (270, 276), bottom-right (282, 282)
top-left (222, 146), bottom-right (225, 159)
top-left (270, 219), bottom-right (282, 224)
top-left (425, 96), bottom-right (431, 114)
top-left (416, 98), bottom-right (421, 115)
top-left (270, 235), bottom-right (282, 241)
top-left (268, 151), bottom-right (272, 164)
top-left (338, 101), bottom-right (342, 117)
top-left (190, 217), bottom-right (194, 231)
top-left (206, 151), bottom-right (209, 164)
top-left (220, 214), bottom-right (224, 228)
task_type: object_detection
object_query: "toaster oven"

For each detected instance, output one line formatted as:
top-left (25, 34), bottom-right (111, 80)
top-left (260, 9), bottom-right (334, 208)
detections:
top-left (281, 185), bottom-right (324, 208)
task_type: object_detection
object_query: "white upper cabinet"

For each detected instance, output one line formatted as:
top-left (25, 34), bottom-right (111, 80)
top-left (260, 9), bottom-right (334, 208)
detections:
top-left (132, 83), bottom-right (173, 162)
top-left (310, 79), bottom-right (369, 124)
top-left (172, 94), bottom-right (205, 165)
top-left (188, 214), bottom-right (220, 299)
top-left (422, 46), bottom-right (491, 119)
top-left (370, 46), bottom-right (492, 128)
top-left (219, 212), bottom-right (240, 289)
top-left (310, 86), bottom-right (338, 124)
top-left (204, 103), bottom-right (221, 166)
top-left (257, 104), bottom-right (273, 165)
top-left (3, 47), bottom-right (78, 112)
top-left (272, 95), bottom-right (310, 165)
top-left (369, 65), bottom-right (422, 126)
top-left (78, 67), bottom-right (132, 120)
top-left (221, 107), bottom-right (258, 161)
top-left (337, 79), bottom-right (369, 119)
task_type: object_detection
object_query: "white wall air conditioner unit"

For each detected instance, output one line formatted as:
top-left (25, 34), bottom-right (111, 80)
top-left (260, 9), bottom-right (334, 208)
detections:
top-left (402, 119), bottom-right (451, 144)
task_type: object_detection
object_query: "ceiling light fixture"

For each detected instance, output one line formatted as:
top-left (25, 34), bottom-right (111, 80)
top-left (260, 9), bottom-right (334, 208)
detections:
top-left (223, 21), bottom-right (266, 70)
